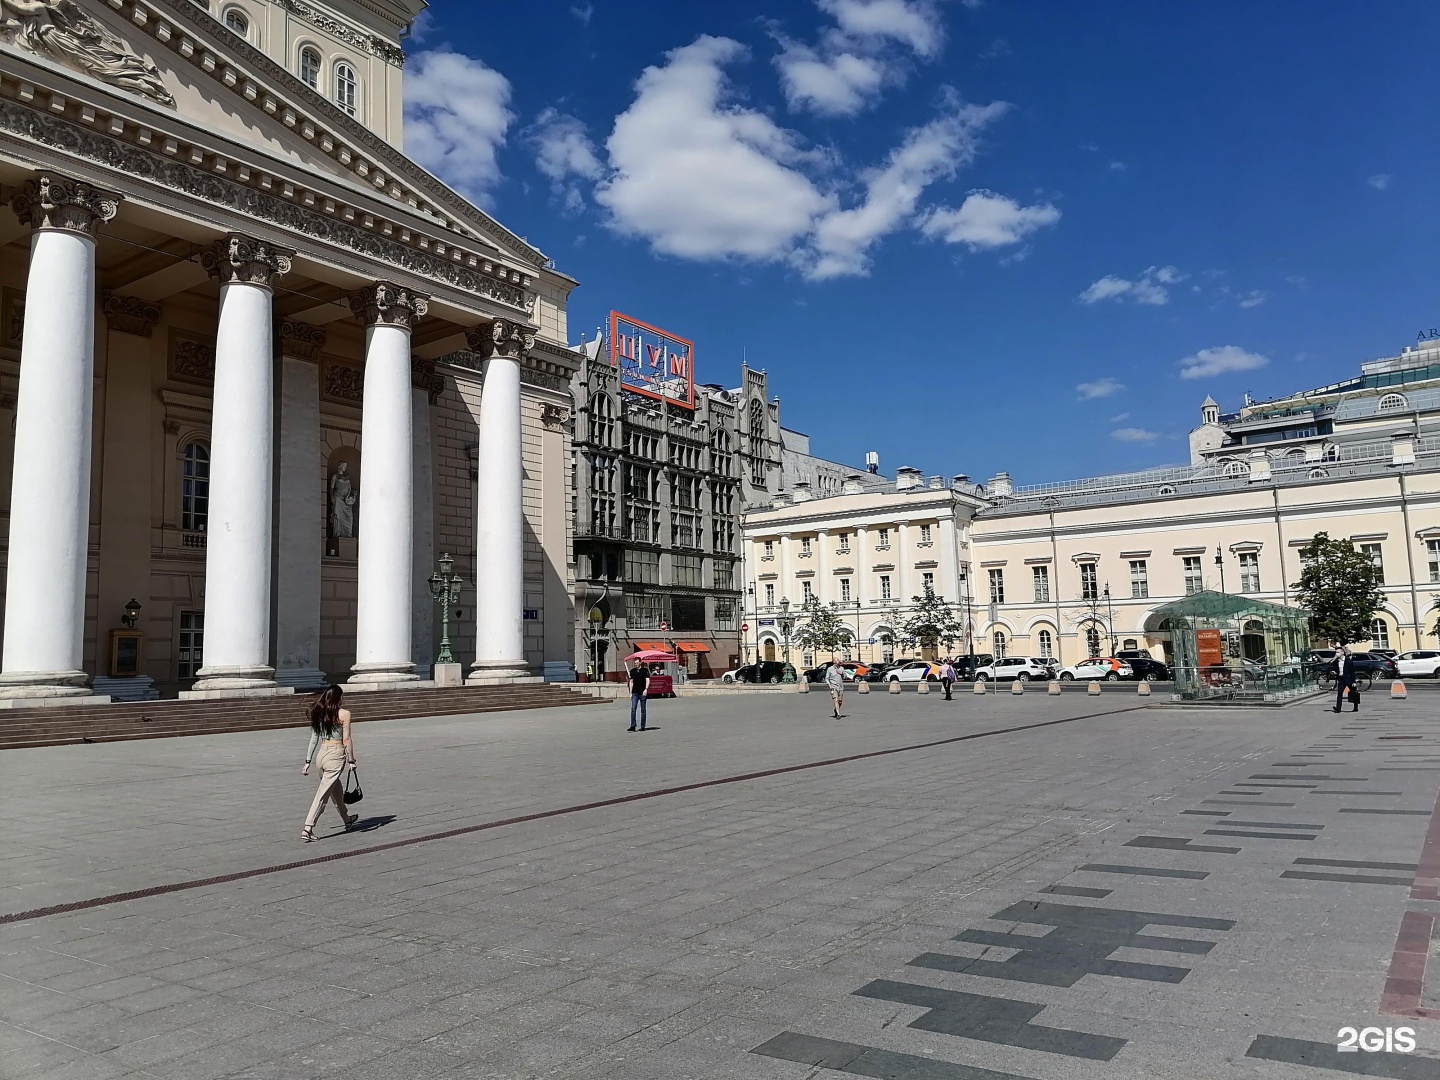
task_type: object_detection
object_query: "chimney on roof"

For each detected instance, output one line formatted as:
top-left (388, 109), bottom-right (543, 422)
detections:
top-left (842, 473), bottom-right (864, 495)
top-left (952, 474), bottom-right (970, 488)
top-left (772, 490), bottom-right (791, 507)
top-left (792, 481), bottom-right (812, 502)
top-left (865, 451), bottom-right (880, 474)
top-left (928, 475), bottom-right (944, 489)
top-left (987, 471), bottom-right (1013, 497)
top-left (896, 466), bottom-right (922, 491)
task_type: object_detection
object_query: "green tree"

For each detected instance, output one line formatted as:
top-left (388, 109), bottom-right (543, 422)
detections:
top-left (1293, 532), bottom-right (1385, 644)
top-left (792, 598), bottom-right (850, 656)
top-left (900, 590), bottom-right (965, 657)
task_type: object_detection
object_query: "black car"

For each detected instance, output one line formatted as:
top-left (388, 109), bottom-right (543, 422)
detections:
top-left (949, 654), bottom-right (994, 680)
top-left (1116, 651), bottom-right (1172, 682)
top-left (730, 660), bottom-right (788, 684)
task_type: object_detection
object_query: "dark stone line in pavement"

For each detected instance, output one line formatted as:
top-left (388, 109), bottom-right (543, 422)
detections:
top-left (1181, 810), bottom-right (1231, 817)
top-left (852, 979), bottom-right (1127, 1060)
top-left (1380, 768), bottom-right (1440, 772)
top-left (1282, 870), bottom-right (1414, 886)
top-left (1225, 820), bottom-right (1325, 829)
top-left (752, 1032), bottom-right (1042, 1080)
top-left (1202, 800), bottom-right (1296, 806)
top-left (1295, 858), bottom-right (1419, 871)
top-left (1310, 790), bottom-right (1403, 796)
top-left (1246, 1034), bottom-right (1440, 1078)
top-left (1124, 835), bottom-right (1242, 854)
top-left (909, 947), bottom-right (1192, 986)
top-left (1340, 808), bottom-right (1431, 815)
top-left (1040, 885), bottom-right (1112, 898)
top-left (1250, 774), bottom-right (1367, 781)
top-left (1205, 829), bottom-right (1317, 840)
top-left (1079, 863), bottom-right (1209, 879)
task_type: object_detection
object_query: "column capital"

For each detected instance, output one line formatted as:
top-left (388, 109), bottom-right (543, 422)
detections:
top-left (277, 320), bottom-right (327, 361)
top-left (465, 317), bottom-right (535, 361)
top-left (102, 292), bottom-right (161, 337)
top-left (11, 173), bottom-right (121, 236)
top-left (201, 234), bottom-right (292, 288)
top-left (350, 282), bottom-right (428, 330)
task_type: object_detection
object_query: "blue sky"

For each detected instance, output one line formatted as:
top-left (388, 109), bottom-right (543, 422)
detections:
top-left (402, 1), bottom-right (1437, 485)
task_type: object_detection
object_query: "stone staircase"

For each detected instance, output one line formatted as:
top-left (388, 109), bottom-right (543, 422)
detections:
top-left (0, 684), bottom-right (598, 750)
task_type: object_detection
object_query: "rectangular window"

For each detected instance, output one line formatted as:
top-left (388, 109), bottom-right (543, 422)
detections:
top-left (880, 574), bottom-right (892, 600)
top-left (177, 610), bottom-right (204, 680)
top-left (1079, 563), bottom-right (1098, 601)
top-left (1032, 565), bottom-right (1050, 602)
top-left (763, 540), bottom-right (774, 559)
top-left (988, 568), bottom-right (1005, 605)
top-left (800, 537), bottom-right (812, 556)
top-left (714, 598), bottom-right (737, 631)
top-left (837, 533), bottom-right (850, 554)
top-left (1183, 556), bottom-right (1203, 595)
top-left (764, 583), bottom-right (775, 607)
top-left (919, 524), bottom-right (932, 544)
top-left (1360, 543), bottom-right (1384, 582)
top-left (802, 580), bottom-right (814, 603)
top-left (878, 528), bottom-right (890, 548)
top-left (712, 561), bottom-right (735, 590)
top-left (627, 592), bottom-right (665, 629)
top-left (1429, 540), bottom-right (1440, 584)
top-left (1129, 560), bottom-right (1149, 599)
top-left (624, 549), bottom-right (659, 584)
top-left (1239, 551), bottom-right (1260, 593)
top-left (921, 571), bottom-right (935, 593)
top-left (840, 577), bottom-right (851, 602)
top-left (672, 555), bottom-right (703, 588)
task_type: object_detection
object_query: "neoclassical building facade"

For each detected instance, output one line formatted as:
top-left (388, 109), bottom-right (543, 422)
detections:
top-left (0, 0), bottom-right (580, 703)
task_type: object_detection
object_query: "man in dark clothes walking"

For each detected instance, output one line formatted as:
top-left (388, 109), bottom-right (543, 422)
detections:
top-left (628, 663), bottom-right (649, 731)
top-left (1332, 647), bottom-right (1357, 713)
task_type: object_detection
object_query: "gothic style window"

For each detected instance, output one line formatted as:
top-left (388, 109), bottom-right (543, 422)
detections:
top-left (181, 443), bottom-right (209, 533)
top-left (299, 46), bottom-right (321, 89)
top-left (335, 61), bottom-right (359, 116)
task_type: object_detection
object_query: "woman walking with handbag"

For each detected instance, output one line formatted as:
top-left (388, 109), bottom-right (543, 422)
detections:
top-left (301, 684), bottom-right (359, 842)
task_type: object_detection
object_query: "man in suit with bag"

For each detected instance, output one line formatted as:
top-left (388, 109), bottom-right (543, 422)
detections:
top-left (1332, 646), bottom-right (1358, 713)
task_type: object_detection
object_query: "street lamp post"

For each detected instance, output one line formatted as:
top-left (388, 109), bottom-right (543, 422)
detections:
top-left (428, 552), bottom-right (465, 666)
top-left (1104, 583), bottom-right (1116, 653)
top-left (1214, 544), bottom-right (1227, 594)
top-left (778, 597), bottom-right (797, 683)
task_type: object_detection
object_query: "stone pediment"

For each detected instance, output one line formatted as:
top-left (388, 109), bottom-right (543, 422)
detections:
top-left (0, 0), bottom-right (547, 277)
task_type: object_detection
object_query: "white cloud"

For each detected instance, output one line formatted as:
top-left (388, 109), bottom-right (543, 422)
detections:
top-left (1109, 411), bottom-right (1130, 422)
top-left (1237, 289), bottom-right (1266, 309)
top-left (525, 108), bottom-right (603, 214)
top-left (404, 51), bottom-right (514, 205)
top-left (818, 0), bottom-right (944, 57)
top-left (775, 44), bottom-right (886, 116)
top-left (1112, 427), bottom-right (1159, 442)
top-left (1108, 160), bottom-right (1127, 171)
top-left (1368, 173), bottom-right (1393, 190)
top-left (1076, 377), bottom-right (1124, 400)
top-left (919, 189), bottom-right (1060, 250)
top-left (571, 2), bottom-right (593, 24)
top-left (596, 36), bottom-right (835, 262)
top-left (1078, 265), bottom-right (1184, 306)
top-left (1177, 345), bottom-right (1269, 380)
top-left (405, 8), bottom-right (434, 44)
top-left (806, 102), bottom-right (1008, 279)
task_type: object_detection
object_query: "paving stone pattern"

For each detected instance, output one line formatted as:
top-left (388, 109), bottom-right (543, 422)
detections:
top-left (3, 691), bottom-right (1440, 1077)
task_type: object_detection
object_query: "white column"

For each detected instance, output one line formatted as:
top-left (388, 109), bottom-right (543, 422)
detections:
top-left (272, 321), bottom-right (327, 690)
top-left (0, 176), bottom-right (120, 702)
top-left (186, 236), bottom-right (292, 695)
top-left (350, 284), bottom-right (427, 686)
top-left (468, 318), bottom-right (536, 683)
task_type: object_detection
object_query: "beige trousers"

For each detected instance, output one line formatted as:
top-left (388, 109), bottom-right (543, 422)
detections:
top-left (305, 741), bottom-right (351, 829)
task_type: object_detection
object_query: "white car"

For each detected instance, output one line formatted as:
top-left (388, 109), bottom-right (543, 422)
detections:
top-left (886, 661), bottom-right (940, 683)
top-left (1058, 657), bottom-right (1133, 682)
top-left (974, 657), bottom-right (1052, 682)
top-left (1394, 650), bottom-right (1440, 678)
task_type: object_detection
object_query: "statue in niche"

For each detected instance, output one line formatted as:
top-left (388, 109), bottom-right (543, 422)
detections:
top-left (329, 462), bottom-right (357, 539)
top-left (0, 0), bottom-right (176, 106)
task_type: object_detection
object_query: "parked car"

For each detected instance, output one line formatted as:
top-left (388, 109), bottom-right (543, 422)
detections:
top-left (974, 657), bottom-right (1052, 682)
top-left (1301, 649), bottom-right (1398, 683)
top-left (723, 661), bottom-right (787, 684)
top-left (1371, 649), bottom-right (1399, 660)
top-left (803, 661), bottom-right (871, 683)
top-left (949, 653), bottom-right (995, 680)
top-left (1121, 656), bottom-right (1172, 681)
top-left (886, 661), bottom-right (942, 683)
top-left (1394, 650), bottom-right (1440, 679)
top-left (1058, 657), bottom-right (1133, 682)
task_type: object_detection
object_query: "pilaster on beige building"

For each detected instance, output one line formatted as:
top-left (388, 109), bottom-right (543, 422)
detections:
top-left (0, 0), bottom-right (581, 705)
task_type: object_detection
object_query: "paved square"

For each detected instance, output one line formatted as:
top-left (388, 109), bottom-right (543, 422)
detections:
top-left (4, 687), bottom-right (1440, 1078)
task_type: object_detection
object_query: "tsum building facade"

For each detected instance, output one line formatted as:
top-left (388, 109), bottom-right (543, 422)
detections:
top-left (0, 0), bottom-right (580, 703)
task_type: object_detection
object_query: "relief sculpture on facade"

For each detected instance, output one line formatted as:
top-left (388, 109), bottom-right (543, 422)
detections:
top-left (0, 0), bottom-right (175, 106)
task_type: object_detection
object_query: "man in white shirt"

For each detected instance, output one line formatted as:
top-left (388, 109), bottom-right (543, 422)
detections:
top-left (824, 657), bottom-right (847, 718)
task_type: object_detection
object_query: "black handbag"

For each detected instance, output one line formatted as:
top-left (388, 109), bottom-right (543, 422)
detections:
top-left (1347, 687), bottom-right (1361, 704)
top-left (343, 768), bottom-right (364, 804)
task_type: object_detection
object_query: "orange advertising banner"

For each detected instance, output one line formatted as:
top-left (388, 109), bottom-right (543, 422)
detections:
top-left (1197, 628), bottom-right (1224, 668)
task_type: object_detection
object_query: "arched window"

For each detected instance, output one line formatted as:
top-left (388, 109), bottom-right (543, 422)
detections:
top-left (1157, 484), bottom-right (1176, 496)
top-left (993, 631), bottom-right (1007, 658)
top-left (1370, 618), bottom-right (1390, 649)
top-left (1037, 629), bottom-right (1053, 659)
top-left (1323, 444), bottom-right (1339, 462)
top-left (223, 8), bottom-right (249, 38)
top-left (181, 443), bottom-right (209, 533)
top-left (1308, 467), bottom-right (1329, 479)
top-left (1085, 626), bottom-right (1102, 656)
top-left (334, 61), bottom-right (358, 116)
top-left (1221, 459), bottom-right (1247, 478)
top-left (1378, 393), bottom-right (1409, 413)
top-left (299, 46), bottom-right (321, 89)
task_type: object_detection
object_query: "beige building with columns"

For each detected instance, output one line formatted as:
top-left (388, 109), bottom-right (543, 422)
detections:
top-left (0, 0), bottom-right (581, 703)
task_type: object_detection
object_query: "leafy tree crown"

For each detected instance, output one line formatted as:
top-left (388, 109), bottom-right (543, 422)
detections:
top-left (1292, 532), bottom-right (1385, 645)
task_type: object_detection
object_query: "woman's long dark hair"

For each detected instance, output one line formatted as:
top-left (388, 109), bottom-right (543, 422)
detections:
top-left (308, 684), bottom-right (344, 735)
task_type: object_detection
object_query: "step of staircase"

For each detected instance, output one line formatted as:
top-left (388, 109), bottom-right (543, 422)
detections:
top-left (0, 684), bottom-right (599, 750)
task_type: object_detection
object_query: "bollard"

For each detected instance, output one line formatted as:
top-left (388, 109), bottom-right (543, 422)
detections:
top-left (1392, 680), bottom-right (1408, 700)
top-left (1088, 681), bottom-right (1101, 696)
top-left (1048, 680), bottom-right (1062, 696)
top-left (917, 680), bottom-right (931, 695)
top-left (973, 679), bottom-right (988, 695)
top-left (797, 680), bottom-right (809, 693)
top-left (857, 680), bottom-right (871, 694)
top-left (1137, 681), bottom-right (1152, 697)
top-left (1010, 679), bottom-right (1024, 695)
top-left (888, 680), bottom-right (902, 694)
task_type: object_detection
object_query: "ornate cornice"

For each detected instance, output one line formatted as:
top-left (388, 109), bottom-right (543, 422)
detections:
top-left (278, 0), bottom-right (406, 67)
top-left (277, 320), bottom-right (326, 361)
top-left (350, 282), bottom-right (427, 330)
top-left (10, 173), bottom-right (120, 236)
top-left (201, 234), bottom-right (293, 287)
top-left (102, 292), bottom-right (161, 336)
top-left (465, 318), bottom-right (535, 361)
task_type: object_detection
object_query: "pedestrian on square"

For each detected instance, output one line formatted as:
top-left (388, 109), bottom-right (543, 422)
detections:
top-left (939, 659), bottom-right (956, 700)
top-left (300, 684), bottom-right (357, 842)
top-left (628, 662), bottom-right (649, 731)
top-left (1331, 646), bottom-right (1358, 713)
top-left (825, 656), bottom-right (846, 718)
